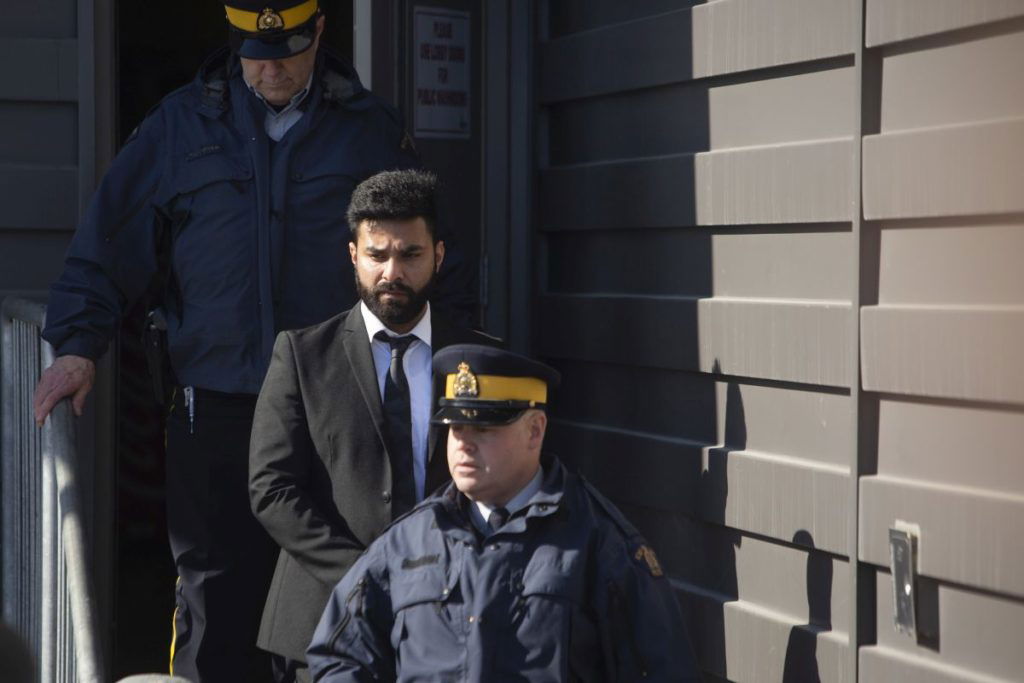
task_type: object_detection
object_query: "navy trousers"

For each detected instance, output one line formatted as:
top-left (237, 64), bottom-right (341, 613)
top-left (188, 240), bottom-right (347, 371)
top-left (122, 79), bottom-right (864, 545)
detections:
top-left (165, 389), bottom-right (278, 683)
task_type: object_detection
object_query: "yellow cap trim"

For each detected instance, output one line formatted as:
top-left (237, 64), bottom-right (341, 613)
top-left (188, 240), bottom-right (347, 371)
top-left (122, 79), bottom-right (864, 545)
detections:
top-left (225, 0), bottom-right (318, 33)
top-left (445, 374), bottom-right (547, 404)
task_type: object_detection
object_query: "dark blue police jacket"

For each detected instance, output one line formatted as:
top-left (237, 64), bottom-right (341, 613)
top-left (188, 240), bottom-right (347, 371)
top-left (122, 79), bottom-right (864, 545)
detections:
top-left (308, 457), bottom-right (701, 682)
top-left (43, 47), bottom-right (420, 394)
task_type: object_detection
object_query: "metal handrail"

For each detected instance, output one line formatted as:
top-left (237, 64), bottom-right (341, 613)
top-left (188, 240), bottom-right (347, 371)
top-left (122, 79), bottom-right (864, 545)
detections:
top-left (2, 296), bottom-right (105, 682)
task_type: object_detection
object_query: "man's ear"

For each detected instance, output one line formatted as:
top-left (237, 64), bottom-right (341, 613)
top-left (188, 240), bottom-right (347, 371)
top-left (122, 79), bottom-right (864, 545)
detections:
top-left (434, 240), bottom-right (446, 273)
top-left (349, 241), bottom-right (357, 265)
top-left (528, 411), bottom-right (547, 449)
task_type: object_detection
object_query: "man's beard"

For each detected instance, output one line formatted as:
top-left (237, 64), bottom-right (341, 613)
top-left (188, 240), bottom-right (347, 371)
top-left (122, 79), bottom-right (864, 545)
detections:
top-left (356, 271), bottom-right (437, 328)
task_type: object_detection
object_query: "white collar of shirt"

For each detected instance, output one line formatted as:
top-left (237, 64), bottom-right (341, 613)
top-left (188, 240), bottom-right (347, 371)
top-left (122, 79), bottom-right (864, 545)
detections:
top-left (471, 466), bottom-right (544, 535)
top-left (360, 301), bottom-right (432, 348)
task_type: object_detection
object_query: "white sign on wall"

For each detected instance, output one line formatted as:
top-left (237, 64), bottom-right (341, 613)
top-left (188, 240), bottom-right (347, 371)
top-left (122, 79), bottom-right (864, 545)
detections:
top-left (413, 7), bottom-right (470, 139)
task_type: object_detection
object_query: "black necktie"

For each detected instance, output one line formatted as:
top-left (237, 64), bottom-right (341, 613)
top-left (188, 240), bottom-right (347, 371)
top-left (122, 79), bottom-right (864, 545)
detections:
top-left (487, 507), bottom-right (510, 533)
top-left (376, 332), bottom-right (418, 515)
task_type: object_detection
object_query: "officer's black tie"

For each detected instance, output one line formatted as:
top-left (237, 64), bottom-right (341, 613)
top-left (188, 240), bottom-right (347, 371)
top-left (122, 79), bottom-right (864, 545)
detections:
top-left (376, 332), bottom-right (418, 516)
top-left (487, 507), bottom-right (510, 533)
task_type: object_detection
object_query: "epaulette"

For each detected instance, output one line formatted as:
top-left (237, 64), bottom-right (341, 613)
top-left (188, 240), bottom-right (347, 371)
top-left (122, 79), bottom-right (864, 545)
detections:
top-left (321, 70), bottom-right (358, 104)
top-left (578, 475), bottom-right (642, 542)
top-left (579, 475), bottom-right (666, 578)
top-left (377, 490), bottom-right (451, 536)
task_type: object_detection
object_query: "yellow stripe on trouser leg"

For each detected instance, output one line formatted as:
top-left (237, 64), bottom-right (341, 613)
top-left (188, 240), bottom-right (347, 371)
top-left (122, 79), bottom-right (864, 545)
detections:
top-left (169, 576), bottom-right (181, 674)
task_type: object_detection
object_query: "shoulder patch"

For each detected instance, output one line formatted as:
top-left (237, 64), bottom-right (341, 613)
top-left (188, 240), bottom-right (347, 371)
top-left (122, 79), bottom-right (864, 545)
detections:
top-left (400, 130), bottom-right (417, 154)
top-left (634, 544), bottom-right (664, 577)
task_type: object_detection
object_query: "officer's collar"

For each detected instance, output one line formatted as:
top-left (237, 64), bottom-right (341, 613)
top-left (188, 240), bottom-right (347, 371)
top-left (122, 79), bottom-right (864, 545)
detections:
top-left (440, 454), bottom-right (566, 535)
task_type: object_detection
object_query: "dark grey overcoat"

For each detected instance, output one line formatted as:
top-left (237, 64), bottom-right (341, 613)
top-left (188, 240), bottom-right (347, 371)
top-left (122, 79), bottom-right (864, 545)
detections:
top-left (249, 304), bottom-right (496, 661)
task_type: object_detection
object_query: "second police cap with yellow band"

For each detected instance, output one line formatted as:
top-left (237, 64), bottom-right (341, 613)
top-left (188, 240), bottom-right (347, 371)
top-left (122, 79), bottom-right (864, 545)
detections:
top-left (224, 0), bottom-right (321, 59)
top-left (432, 344), bottom-right (562, 426)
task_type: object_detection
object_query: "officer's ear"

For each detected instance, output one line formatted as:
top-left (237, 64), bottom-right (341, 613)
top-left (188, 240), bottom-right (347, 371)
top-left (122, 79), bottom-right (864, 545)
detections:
top-left (526, 410), bottom-right (547, 450)
top-left (434, 240), bottom-right (445, 273)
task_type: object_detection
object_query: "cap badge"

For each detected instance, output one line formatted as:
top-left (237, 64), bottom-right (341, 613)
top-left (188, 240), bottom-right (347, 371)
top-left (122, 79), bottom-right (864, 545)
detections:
top-left (257, 7), bottom-right (285, 31)
top-left (453, 362), bottom-right (479, 398)
top-left (635, 545), bottom-right (664, 577)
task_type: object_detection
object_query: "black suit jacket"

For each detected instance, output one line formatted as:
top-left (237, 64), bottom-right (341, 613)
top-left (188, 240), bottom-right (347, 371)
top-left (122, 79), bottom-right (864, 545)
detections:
top-left (249, 305), bottom-right (497, 661)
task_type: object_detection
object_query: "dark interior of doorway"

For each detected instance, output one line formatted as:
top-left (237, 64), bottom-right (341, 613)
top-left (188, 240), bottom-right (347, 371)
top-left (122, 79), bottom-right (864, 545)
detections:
top-left (113, 2), bottom-right (353, 677)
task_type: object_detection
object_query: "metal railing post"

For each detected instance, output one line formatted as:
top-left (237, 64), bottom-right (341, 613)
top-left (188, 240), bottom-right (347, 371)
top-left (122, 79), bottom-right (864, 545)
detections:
top-left (2, 296), bottom-right (105, 682)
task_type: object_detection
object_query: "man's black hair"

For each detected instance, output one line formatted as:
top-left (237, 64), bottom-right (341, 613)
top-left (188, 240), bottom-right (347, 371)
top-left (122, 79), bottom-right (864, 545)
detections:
top-left (347, 169), bottom-right (439, 242)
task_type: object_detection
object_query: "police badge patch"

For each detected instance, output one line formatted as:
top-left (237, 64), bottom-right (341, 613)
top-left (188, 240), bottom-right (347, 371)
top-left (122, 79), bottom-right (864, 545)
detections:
top-left (635, 545), bottom-right (664, 577)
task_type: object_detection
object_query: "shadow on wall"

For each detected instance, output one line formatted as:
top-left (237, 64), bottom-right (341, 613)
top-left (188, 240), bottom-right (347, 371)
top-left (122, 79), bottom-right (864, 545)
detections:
top-left (782, 530), bottom-right (832, 683)
top-left (699, 360), bottom-right (744, 678)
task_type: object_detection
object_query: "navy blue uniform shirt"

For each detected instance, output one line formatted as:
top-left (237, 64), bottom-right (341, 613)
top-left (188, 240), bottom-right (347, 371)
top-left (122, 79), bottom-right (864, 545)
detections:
top-left (43, 46), bottom-right (421, 394)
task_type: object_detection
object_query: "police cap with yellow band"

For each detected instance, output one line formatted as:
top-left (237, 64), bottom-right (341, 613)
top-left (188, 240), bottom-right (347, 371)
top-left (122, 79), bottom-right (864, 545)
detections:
top-left (224, 0), bottom-right (321, 59)
top-left (432, 345), bottom-right (561, 426)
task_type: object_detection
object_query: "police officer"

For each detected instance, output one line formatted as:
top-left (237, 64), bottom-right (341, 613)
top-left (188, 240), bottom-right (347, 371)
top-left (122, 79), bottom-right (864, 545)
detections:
top-left (307, 345), bottom-right (700, 682)
top-left (32, 2), bottom-right (431, 681)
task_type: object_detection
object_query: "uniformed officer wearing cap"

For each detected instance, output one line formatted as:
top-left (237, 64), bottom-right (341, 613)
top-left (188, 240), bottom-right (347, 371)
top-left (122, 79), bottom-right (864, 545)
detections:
top-left (31, 2), bottom-right (471, 681)
top-left (307, 345), bottom-right (700, 682)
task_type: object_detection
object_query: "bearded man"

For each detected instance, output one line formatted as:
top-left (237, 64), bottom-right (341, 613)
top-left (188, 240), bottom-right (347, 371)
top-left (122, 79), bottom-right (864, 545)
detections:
top-left (248, 169), bottom-right (497, 683)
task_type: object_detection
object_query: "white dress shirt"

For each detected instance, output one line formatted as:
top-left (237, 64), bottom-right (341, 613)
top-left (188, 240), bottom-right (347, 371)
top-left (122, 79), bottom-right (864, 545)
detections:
top-left (470, 466), bottom-right (544, 535)
top-left (361, 302), bottom-right (433, 501)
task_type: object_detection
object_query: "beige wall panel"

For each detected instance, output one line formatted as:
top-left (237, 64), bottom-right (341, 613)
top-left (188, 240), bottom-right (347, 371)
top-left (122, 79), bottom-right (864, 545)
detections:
top-left (539, 9), bottom-right (691, 103)
top-left (678, 584), bottom-right (850, 683)
top-left (0, 165), bottom-right (78, 230)
top-left (697, 298), bottom-right (852, 387)
top-left (711, 229), bottom-right (851, 300)
top-left (872, 571), bottom-right (1024, 680)
top-left (540, 0), bottom-right (853, 103)
top-left (880, 29), bottom-right (1024, 133)
top-left (0, 38), bottom-right (77, 101)
top-left (860, 646), bottom-right (1014, 683)
top-left (554, 368), bottom-right (852, 466)
top-left (629, 508), bottom-right (852, 627)
top-left (695, 139), bottom-right (855, 224)
top-left (541, 140), bottom-right (853, 230)
top-left (711, 447), bottom-right (849, 555)
top-left (559, 420), bottom-right (850, 553)
top-left (540, 295), bottom-right (852, 386)
top-left (860, 476), bottom-right (1024, 597)
top-left (877, 221), bottom-right (1024, 306)
top-left (691, 0), bottom-right (855, 79)
top-left (861, 306), bottom-right (1024, 404)
top-left (708, 67), bottom-right (856, 149)
top-left (866, 0), bottom-right (1024, 47)
top-left (862, 117), bottom-right (1024, 219)
top-left (877, 398), bottom-right (1024, 496)
top-left (708, 379), bottom-right (852, 468)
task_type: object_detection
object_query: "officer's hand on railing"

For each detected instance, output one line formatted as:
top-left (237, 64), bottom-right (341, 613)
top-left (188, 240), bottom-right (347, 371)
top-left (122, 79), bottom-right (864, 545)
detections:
top-left (33, 354), bottom-right (96, 426)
